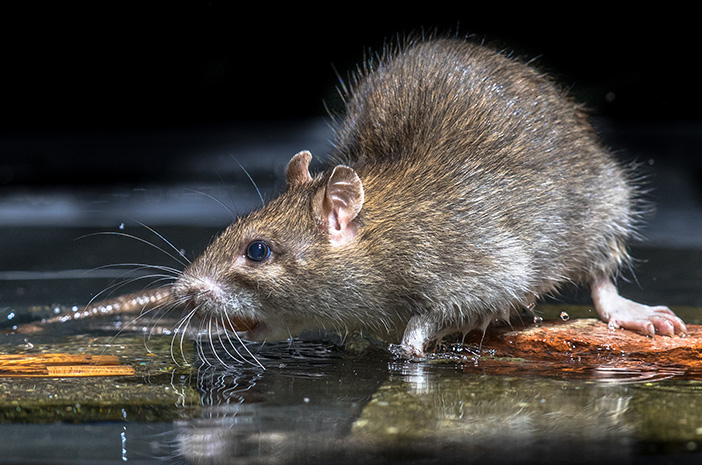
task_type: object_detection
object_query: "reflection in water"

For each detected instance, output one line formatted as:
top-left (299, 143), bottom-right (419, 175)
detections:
top-left (173, 339), bottom-right (388, 464)
top-left (167, 340), bottom-right (702, 465)
top-left (351, 360), bottom-right (637, 465)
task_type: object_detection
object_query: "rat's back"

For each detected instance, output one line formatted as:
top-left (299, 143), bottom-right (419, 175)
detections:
top-left (333, 39), bottom-right (636, 307)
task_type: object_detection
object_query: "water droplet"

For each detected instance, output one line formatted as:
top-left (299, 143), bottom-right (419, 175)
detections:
top-left (6, 312), bottom-right (14, 321)
top-left (119, 223), bottom-right (125, 230)
top-left (533, 315), bottom-right (543, 324)
top-left (560, 311), bottom-right (570, 321)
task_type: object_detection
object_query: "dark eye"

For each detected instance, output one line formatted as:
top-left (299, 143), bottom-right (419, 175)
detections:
top-left (245, 240), bottom-right (271, 262)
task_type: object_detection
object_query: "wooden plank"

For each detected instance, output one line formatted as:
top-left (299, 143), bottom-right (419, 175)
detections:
top-left (45, 365), bottom-right (135, 377)
top-left (0, 354), bottom-right (120, 366)
top-left (0, 353), bottom-right (134, 378)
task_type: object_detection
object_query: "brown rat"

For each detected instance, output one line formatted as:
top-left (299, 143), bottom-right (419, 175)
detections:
top-left (172, 37), bottom-right (687, 357)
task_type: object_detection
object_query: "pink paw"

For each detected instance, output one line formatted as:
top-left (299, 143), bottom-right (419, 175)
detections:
top-left (592, 278), bottom-right (687, 338)
top-left (608, 305), bottom-right (687, 337)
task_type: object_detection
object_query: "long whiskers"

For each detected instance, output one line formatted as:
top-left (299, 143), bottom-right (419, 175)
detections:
top-left (99, 288), bottom-right (177, 357)
top-left (76, 231), bottom-right (190, 269)
top-left (205, 317), bottom-right (230, 367)
top-left (129, 220), bottom-right (192, 265)
top-left (83, 266), bottom-right (179, 307)
top-left (196, 313), bottom-right (264, 369)
top-left (171, 304), bottom-right (200, 367)
top-left (230, 155), bottom-right (264, 207)
top-left (221, 312), bottom-right (264, 368)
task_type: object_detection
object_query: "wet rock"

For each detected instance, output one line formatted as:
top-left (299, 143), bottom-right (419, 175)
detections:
top-left (453, 317), bottom-right (702, 381)
top-left (480, 318), bottom-right (699, 363)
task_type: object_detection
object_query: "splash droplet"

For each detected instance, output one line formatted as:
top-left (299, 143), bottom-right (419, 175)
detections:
top-left (560, 311), bottom-right (570, 321)
top-left (533, 315), bottom-right (543, 324)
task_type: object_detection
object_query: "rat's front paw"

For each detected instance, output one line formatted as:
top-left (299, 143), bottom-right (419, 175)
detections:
top-left (388, 342), bottom-right (427, 360)
top-left (396, 314), bottom-right (438, 360)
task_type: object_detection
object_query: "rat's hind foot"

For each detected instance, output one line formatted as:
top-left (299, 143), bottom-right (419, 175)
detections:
top-left (591, 277), bottom-right (687, 337)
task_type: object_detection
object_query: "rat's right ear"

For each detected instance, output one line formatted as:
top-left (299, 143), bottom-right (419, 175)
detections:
top-left (318, 165), bottom-right (364, 247)
top-left (286, 150), bottom-right (313, 187)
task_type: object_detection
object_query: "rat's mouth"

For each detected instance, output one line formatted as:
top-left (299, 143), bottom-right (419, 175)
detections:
top-left (216, 315), bottom-right (260, 334)
top-left (192, 307), bottom-right (271, 341)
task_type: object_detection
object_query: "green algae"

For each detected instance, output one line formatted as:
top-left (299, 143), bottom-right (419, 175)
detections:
top-left (0, 333), bottom-right (201, 423)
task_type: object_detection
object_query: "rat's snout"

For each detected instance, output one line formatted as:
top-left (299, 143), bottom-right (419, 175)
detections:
top-left (173, 274), bottom-right (226, 311)
top-left (173, 273), bottom-right (261, 333)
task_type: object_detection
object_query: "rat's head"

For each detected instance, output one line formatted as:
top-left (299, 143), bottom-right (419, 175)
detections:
top-left (172, 150), bottom-right (369, 342)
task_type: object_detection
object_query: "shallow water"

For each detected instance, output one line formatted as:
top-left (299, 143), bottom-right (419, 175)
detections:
top-left (1, 120), bottom-right (701, 464)
top-left (1, 311), bottom-right (702, 465)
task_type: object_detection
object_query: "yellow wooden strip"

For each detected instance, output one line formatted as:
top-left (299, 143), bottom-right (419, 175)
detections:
top-left (0, 354), bottom-right (120, 366)
top-left (0, 353), bottom-right (134, 377)
top-left (0, 366), bottom-right (49, 376)
top-left (44, 365), bottom-right (135, 377)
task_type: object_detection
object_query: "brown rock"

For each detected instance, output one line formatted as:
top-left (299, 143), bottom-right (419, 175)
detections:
top-left (457, 318), bottom-right (702, 381)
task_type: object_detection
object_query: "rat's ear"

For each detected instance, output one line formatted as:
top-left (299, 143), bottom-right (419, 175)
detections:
top-left (319, 165), bottom-right (364, 246)
top-left (286, 150), bottom-right (313, 187)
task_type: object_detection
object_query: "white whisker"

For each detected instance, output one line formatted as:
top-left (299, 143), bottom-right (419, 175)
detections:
top-left (221, 311), bottom-right (264, 369)
top-left (171, 306), bottom-right (198, 366)
top-left (215, 321), bottom-right (247, 364)
top-left (182, 187), bottom-right (238, 219)
top-left (76, 231), bottom-right (189, 268)
top-left (206, 316), bottom-right (229, 366)
top-left (129, 219), bottom-right (192, 265)
top-left (230, 154), bottom-right (264, 206)
top-left (99, 295), bottom-right (174, 357)
top-left (84, 275), bottom-right (176, 309)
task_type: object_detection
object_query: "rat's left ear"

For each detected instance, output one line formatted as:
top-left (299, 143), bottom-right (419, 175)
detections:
top-left (318, 165), bottom-right (364, 246)
top-left (285, 150), bottom-right (313, 187)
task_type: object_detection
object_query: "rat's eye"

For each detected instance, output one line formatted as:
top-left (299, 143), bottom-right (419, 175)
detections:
top-left (245, 240), bottom-right (271, 262)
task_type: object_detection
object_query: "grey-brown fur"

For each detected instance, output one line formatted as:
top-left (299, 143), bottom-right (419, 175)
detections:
top-left (173, 38), bottom-right (685, 356)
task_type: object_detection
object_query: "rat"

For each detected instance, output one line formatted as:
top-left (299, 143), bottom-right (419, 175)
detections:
top-left (165, 37), bottom-right (687, 357)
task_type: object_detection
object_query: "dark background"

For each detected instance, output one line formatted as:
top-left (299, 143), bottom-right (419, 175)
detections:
top-left (0, 4), bottom-right (699, 186)
top-left (1, 5), bottom-right (698, 128)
